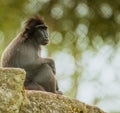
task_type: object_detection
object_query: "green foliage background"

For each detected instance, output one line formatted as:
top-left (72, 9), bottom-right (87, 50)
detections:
top-left (0, 0), bottom-right (120, 113)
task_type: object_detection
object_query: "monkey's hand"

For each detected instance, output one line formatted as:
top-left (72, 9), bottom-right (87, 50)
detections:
top-left (43, 58), bottom-right (56, 74)
top-left (48, 60), bottom-right (56, 74)
top-left (51, 64), bottom-right (56, 74)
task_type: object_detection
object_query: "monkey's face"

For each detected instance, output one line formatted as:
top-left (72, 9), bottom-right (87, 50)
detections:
top-left (35, 24), bottom-right (49, 45)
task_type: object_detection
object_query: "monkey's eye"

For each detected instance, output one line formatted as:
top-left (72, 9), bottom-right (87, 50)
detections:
top-left (35, 25), bottom-right (48, 29)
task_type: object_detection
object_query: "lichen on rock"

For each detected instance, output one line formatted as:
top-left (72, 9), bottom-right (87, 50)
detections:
top-left (0, 68), bottom-right (25, 113)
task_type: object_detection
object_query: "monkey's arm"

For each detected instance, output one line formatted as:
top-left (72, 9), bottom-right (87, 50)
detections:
top-left (21, 57), bottom-right (56, 74)
top-left (17, 45), bottom-right (55, 72)
top-left (36, 58), bottom-right (56, 74)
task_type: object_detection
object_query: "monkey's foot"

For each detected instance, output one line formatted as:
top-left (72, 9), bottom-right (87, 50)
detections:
top-left (55, 91), bottom-right (63, 95)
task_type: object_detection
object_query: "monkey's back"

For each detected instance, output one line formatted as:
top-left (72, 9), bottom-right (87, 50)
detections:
top-left (1, 35), bottom-right (24, 68)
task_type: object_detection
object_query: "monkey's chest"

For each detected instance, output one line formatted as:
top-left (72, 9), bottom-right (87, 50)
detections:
top-left (14, 47), bottom-right (37, 66)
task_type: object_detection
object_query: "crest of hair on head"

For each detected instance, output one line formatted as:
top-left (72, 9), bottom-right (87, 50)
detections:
top-left (24, 15), bottom-right (45, 30)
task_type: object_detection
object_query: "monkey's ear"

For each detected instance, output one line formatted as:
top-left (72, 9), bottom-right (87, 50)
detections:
top-left (25, 27), bottom-right (30, 32)
top-left (24, 27), bottom-right (32, 37)
top-left (24, 19), bottom-right (35, 30)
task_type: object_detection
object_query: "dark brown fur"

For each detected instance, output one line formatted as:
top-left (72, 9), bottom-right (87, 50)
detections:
top-left (1, 16), bottom-right (62, 94)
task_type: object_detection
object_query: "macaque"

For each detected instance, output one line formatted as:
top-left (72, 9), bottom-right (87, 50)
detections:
top-left (1, 16), bottom-right (62, 94)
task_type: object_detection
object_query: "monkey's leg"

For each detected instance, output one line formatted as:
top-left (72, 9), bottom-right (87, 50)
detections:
top-left (24, 82), bottom-right (46, 91)
top-left (33, 64), bottom-right (58, 93)
top-left (24, 72), bottom-right (46, 91)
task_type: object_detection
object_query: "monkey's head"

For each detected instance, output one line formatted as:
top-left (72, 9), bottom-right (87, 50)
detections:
top-left (24, 15), bottom-right (49, 45)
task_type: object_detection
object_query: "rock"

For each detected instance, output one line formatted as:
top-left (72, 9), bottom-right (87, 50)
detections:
top-left (20, 91), bottom-right (106, 113)
top-left (0, 68), bottom-right (106, 113)
top-left (0, 68), bottom-right (25, 113)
